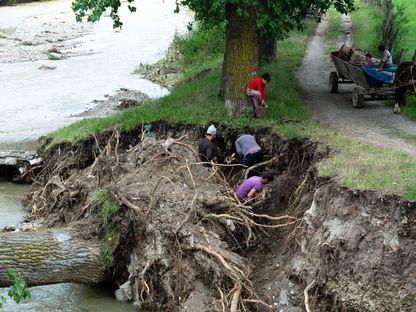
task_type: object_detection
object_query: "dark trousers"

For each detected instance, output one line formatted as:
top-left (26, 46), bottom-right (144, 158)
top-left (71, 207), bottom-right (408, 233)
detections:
top-left (243, 150), bottom-right (263, 167)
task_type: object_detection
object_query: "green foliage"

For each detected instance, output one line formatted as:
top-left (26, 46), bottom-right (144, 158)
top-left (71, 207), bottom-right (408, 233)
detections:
top-left (326, 7), bottom-right (343, 42)
top-left (72, 0), bottom-right (354, 42)
top-left (6, 270), bottom-right (30, 304)
top-left (350, 0), bottom-right (383, 54)
top-left (177, 23), bottom-right (225, 68)
top-left (94, 190), bottom-right (119, 267)
top-left (0, 269), bottom-right (31, 309)
top-left (393, 0), bottom-right (416, 61)
top-left (0, 296), bottom-right (6, 309)
top-left (95, 190), bottom-right (119, 222)
top-left (134, 23), bottom-right (225, 87)
top-left (71, 0), bottom-right (136, 28)
top-left (401, 96), bottom-right (416, 121)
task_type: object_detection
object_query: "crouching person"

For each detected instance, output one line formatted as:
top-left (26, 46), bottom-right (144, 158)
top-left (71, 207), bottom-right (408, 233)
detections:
top-left (246, 73), bottom-right (271, 118)
top-left (235, 131), bottom-right (263, 167)
top-left (198, 124), bottom-right (217, 170)
top-left (236, 172), bottom-right (274, 202)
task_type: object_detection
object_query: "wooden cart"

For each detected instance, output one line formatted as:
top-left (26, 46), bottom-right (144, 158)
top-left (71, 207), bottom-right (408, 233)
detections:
top-left (329, 51), bottom-right (397, 108)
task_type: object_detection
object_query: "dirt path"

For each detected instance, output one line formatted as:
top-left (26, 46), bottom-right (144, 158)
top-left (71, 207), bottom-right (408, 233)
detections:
top-left (298, 15), bottom-right (416, 156)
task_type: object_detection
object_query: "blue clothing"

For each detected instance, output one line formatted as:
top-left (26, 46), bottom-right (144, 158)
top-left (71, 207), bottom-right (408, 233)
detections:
top-left (362, 67), bottom-right (396, 87)
top-left (235, 135), bottom-right (261, 157)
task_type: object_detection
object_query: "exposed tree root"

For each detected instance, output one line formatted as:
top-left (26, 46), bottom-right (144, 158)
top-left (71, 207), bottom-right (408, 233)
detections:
top-left (24, 127), bottom-right (315, 311)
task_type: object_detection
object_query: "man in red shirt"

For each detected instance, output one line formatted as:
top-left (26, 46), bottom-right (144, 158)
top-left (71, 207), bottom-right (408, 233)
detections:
top-left (246, 73), bottom-right (271, 118)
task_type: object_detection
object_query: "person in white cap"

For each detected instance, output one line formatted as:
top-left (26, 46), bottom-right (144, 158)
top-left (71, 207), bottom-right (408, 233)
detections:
top-left (198, 124), bottom-right (217, 168)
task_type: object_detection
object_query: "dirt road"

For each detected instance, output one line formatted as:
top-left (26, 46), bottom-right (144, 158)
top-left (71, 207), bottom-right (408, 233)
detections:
top-left (298, 15), bottom-right (416, 156)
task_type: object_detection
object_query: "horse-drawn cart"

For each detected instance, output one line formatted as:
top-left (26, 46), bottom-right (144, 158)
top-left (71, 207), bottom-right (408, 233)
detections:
top-left (329, 51), bottom-right (398, 108)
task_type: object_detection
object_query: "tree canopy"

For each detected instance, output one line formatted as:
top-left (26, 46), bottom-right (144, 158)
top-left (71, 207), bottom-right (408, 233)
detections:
top-left (73, 0), bottom-right (354, 37)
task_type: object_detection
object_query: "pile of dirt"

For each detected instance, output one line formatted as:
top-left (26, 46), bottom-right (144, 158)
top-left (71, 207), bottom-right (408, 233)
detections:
top-left (22, 122), bottom-right (416, 311)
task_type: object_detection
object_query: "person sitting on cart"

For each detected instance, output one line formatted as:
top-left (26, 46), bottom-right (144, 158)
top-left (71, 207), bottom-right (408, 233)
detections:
top-left (377, 45), bottom-right (393, 69)
top-left (364, 53), bottom-right (375, 68)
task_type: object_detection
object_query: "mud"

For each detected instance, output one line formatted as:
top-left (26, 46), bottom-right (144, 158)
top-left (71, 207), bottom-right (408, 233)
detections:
top-left (299, 15), bottom-right (416, 156)
top-left (22, 121), bottom-right (416, 311)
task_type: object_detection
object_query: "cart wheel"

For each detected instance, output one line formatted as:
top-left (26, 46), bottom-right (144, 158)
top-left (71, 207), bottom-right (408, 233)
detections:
top-left (329, 72), bottom-right (339, 93)
top-left (352, 87), bottom-right (364, 108)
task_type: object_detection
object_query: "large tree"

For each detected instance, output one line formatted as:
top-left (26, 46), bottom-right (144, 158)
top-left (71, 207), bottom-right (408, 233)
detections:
top-left (72, 0), bottom-right (354, 115)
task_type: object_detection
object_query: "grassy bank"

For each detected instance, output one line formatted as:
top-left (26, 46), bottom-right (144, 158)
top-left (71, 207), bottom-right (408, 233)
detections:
top-left (46, 18), bottom-right (416, 200)
top-left (47, 19), bottom-right (317, 146)
top-left (133, 24), bottom-right (225, 88)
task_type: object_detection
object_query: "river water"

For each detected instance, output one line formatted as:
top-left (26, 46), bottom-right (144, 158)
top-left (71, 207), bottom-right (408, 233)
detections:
top-left (0, 0), bottom-right (190, 147)
top-left (0, 0), bottom-right (190, 309)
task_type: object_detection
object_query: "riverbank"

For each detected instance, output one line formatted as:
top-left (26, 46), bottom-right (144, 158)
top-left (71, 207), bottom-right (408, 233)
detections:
top-left (45, 17), bottom-right (416, 200)
top-left (0, 0), bottom-right (189, 146)
top-left (10, 12), bottom-right (416, 310)
top-left (18, 120), bottom-right (416, 311)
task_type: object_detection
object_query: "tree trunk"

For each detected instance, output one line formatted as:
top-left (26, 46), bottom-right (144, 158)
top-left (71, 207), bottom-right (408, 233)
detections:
top-left (0, 229), bottom-right (105, 287)
top-left (221, 3), bottom-right (259, 115)
top-left (259, 32), bottom-right (277, 65)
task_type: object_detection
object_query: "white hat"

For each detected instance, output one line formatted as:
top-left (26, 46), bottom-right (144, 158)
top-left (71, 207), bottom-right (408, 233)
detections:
top-left (206, 124), bottom-right (217, 136)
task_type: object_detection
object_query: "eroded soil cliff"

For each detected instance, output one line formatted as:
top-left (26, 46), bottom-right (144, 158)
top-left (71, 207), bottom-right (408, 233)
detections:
top-left (20, 122), bottom-right (416, 311)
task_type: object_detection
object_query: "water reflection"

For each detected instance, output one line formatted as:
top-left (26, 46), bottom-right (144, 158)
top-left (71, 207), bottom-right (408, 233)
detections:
top-left (0, 180), bottom-right (27, 228)
top-left (1, 283), bottom-right (136, 312)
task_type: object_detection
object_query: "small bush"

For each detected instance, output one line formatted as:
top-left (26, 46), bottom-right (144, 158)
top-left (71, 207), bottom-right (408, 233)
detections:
top-left (0, 269), bottom-right (31, 309)
top-left (175, 23), bottom-right (225, 67)
top-left (94, 190), bottom-right (119, 267)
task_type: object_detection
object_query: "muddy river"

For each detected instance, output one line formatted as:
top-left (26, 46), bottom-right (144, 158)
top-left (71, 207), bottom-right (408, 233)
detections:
top-left (0, 0), bottom-right (190, 309)
top-left (0, 0), bottom-right (190, 146)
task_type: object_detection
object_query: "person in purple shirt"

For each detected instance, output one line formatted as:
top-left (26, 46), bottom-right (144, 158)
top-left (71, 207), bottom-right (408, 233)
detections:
top-left (364, 53), bottom-right (375, 68)
top-left (236, 172), bottom-right (274, 201)
top-left (235, 131), bottom-right (263, 166)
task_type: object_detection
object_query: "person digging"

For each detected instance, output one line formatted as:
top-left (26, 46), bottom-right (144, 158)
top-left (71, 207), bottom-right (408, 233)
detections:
top-left (236, 172), bottom-right (274, 202)
top-left (235, 130), bottom-right (263, 167)
top-left (198, 124), bottom-right (217, 170)
top-left (246, 73), bottom-right (271, 118)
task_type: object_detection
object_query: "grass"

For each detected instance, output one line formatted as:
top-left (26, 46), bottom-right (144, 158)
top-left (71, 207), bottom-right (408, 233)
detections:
top-left (350, 0), bottom-right (383, 54)
top-left (94, 190), bottom-right (119, 267)
top-left (326, 7), bottom-right (343, 42)
top-left (309, 125), bottom-right (416, 200)
top-left (393, 0), bottom-right (416, 121)
top-left (393, 0), bottom-right (416, 61)
top-left (44, 17), bottom-right (416, 201)
top-left (134, 24), bottom-right (225, 87)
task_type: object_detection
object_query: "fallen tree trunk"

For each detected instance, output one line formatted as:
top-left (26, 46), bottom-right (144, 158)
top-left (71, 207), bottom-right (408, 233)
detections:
top-left (0, 229), bottom-right (105, 287)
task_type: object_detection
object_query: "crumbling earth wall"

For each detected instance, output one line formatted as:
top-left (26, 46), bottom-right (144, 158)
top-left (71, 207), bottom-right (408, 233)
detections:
top-left (20, 121), bottom-right (416, 311)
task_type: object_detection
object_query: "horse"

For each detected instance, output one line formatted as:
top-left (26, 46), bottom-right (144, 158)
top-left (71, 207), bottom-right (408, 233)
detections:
top-left (393, 61), bottom-right (416, 113)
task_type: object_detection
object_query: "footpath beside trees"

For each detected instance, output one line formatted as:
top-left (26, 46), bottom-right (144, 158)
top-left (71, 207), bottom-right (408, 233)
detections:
top-left (72, 0), bottom-right (354, 114)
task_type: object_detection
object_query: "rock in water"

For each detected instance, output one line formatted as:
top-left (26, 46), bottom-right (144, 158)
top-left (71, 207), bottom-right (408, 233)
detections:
top-left (115, 281), bottom-right (132, 302)
top-left (47, 52), bottom-right (65, 60)
top-left (39, 65), bottom-right (57, 70)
